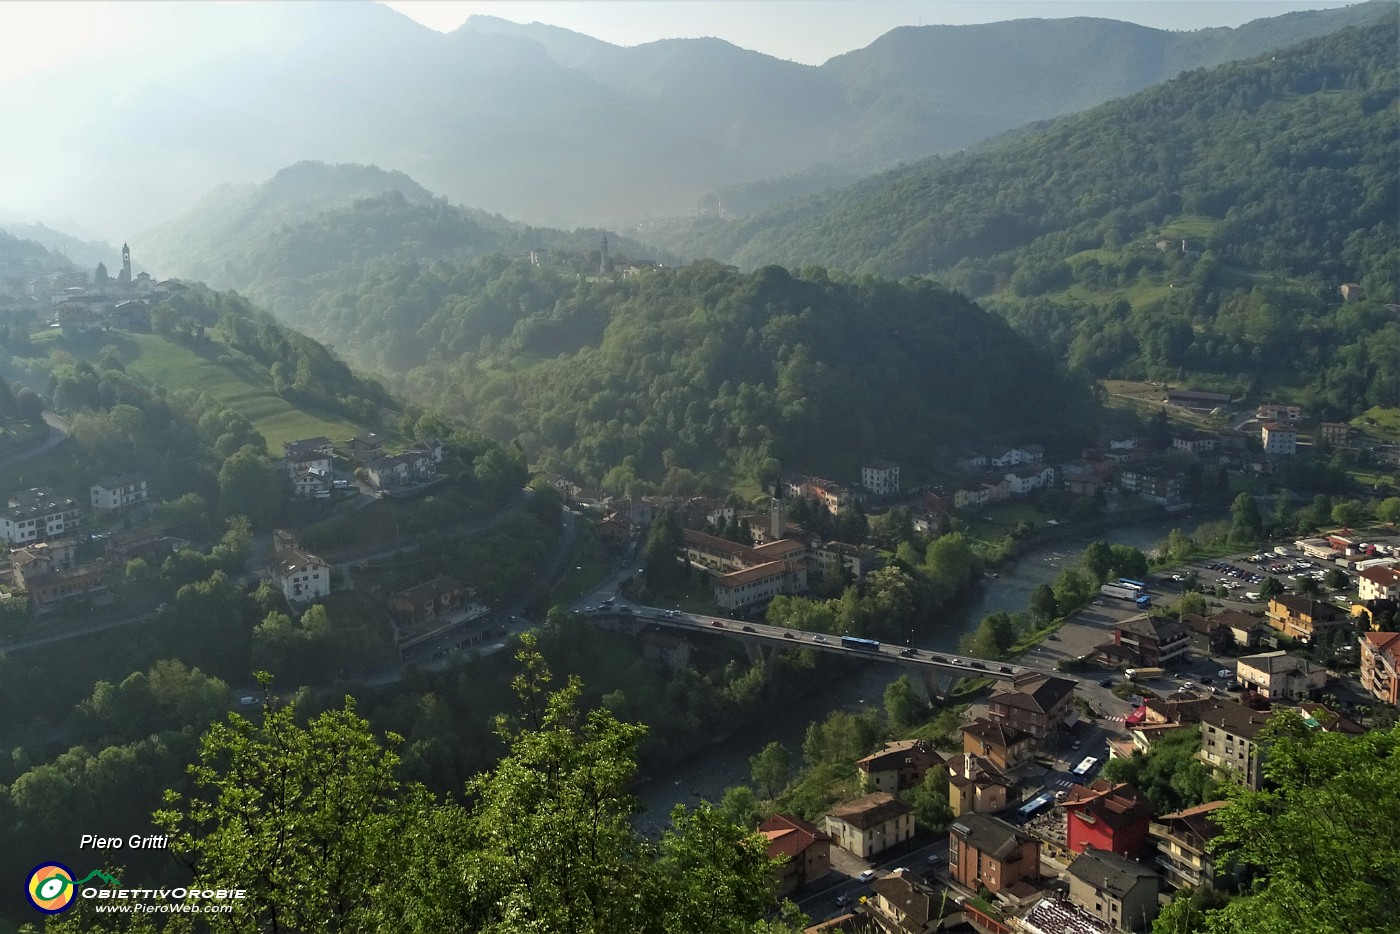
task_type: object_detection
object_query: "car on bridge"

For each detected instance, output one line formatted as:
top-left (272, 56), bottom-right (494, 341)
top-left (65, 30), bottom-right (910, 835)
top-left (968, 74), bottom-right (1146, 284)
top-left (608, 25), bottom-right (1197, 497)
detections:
top-left (711, 621), bottom-right (724, 628)
top-left (813, 635), bottom-right (828, 644)
top-left (742, 626), bottom-right (756, 632)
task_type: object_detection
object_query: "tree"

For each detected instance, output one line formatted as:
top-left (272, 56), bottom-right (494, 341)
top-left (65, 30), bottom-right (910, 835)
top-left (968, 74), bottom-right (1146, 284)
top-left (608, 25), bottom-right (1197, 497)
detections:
top-left (154, 691), bottom-right (436, 933)
top-left (1199, 717), bottom-right (1400, 934)
top-left (1230, 493), bottom-right (1263, 543)
top-left (749, 742), bottom-right (793, 800)
top-left (1330, 500), bottom-right (1364, 528)
top-left (883, 675), bottom-right (928, 731)
top-left (1029, 583), bottom-right (1058, 622)
top-left (641, 508), bottom-right (686, 591)
top-left (1109, 545), bottom-right (1149, 581)
top-left (716, 785), bottom-right (762, 829)
top-left (1324, 568), bottom-right (1350, 592)
top-left (1083, 540), bottom-right (1114, 583)
top-left (1378, 496), bottom-right (1400, 526)
top-left (905, 770), bottom-right (953, 832)
top-left (217, 444), bottom-right (281, 528)
top-left (1295, 576), bottom-right (1322, 597)
top-left (1259, 576), bottom-right (1285, 598)
top-left (1177, 592), bottom-right (1209, 617)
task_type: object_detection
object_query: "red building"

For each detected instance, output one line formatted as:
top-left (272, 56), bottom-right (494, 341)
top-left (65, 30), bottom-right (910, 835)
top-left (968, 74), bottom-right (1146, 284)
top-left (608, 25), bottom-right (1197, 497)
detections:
top-left (1059, 780), bottom-right (1154, 859)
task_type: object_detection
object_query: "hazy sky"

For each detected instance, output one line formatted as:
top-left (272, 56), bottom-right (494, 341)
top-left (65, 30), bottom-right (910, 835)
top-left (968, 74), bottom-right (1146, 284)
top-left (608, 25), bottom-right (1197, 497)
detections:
top-left (0, 0), bottom-right (1359, 83)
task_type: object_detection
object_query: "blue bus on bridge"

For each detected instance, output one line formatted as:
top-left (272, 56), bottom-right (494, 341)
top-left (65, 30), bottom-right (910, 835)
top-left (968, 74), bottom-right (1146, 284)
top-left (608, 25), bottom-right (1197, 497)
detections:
top-left (840, 636), bottom-right (882, 652)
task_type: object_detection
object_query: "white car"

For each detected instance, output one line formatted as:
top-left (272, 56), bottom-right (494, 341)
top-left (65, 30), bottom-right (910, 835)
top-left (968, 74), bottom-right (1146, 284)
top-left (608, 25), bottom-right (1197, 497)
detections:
top-left (857, 869), bottom-right (876, 883)
top-left (1217, 669), bottom-right (1232, 679)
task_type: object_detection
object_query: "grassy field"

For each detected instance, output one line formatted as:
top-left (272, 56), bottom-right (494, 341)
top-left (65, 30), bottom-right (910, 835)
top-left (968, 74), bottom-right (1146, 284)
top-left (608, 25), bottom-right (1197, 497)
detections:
top-left (1355, 407), bottom-right (1400, 444)
top-left (551, 536), bottom-right (612, 607)
top-left (81, 333), bottom-right (373, 449)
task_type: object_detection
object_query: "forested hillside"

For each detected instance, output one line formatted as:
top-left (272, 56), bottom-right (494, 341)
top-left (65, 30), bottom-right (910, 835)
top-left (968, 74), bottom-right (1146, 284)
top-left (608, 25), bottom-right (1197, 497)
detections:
top-left (3, 0), bottom-right (1389, 234)
top-left (279, 258), bottom-right (1095, 489)
top-left (659, 25), bottom-right (1399, 414)
top-left (668, 25), bottom-right (1396, 284)
top-left (141, 161), bottom-right (667, 313)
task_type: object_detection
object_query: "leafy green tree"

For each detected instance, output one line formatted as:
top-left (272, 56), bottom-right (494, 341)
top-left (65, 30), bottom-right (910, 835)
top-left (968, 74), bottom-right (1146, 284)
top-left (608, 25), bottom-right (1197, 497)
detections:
top-left (1083, 540), bottom-right (1114, 582)
top-left (1200, 716), bottom-right (1400, 934)
top-left (1259, 576), bottom-right (1285, 599)
top-left (1324, 568), bottom-right (1350, 592)
top-left (1029, 583), bottom-right (1058, 621)
top-left (1295, 576), bottom-right (1322, 597)
top-left (1330, 500), bottom-right (1364, 528)
top-left (750, 741), bottom-right (793, 799)
top-left (1109, 545), bottom-right (1149, 581)
top-left (716, 785), bottom-right (763, 829)
top-left (1177, 592), bottom-right (1209, 617)
top-left (883, 675), bottom-right (928, 731)
top-left (642, 508), bottom-right (686, 590)
top-left (905, 770), bottom-right (953, 833)
top-left (217, 444), bottom-right (281, 528)
top-left (154, 691), bottom-right (434, 933)
top-left (1378, 497), bottom-right (1400, 526)
top-left (1100, 726), bottom-right (1214, 813)
top-left (1230, 493), bottom-right (1263, 544)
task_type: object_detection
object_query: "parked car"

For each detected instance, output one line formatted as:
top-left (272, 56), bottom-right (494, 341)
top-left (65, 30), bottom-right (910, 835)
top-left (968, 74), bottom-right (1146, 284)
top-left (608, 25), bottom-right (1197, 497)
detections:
top-left (835, 895), bottom-right (851, 908)
top-left (1217, 668), bottom-right (1232, 678)
top-left (857, 870), bottom-right (875, 883)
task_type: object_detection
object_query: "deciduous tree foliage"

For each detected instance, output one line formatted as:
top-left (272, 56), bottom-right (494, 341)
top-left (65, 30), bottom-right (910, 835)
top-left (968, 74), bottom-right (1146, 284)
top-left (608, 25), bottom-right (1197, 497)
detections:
top-left (141, 640), bottom-right (803, 934)
top-left (1187, 715), bottom-right (1400, 934)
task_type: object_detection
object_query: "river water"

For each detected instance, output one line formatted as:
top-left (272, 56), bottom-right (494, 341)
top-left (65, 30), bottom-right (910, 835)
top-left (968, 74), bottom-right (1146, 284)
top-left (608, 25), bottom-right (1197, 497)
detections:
top-left (632, 512), bottom-right (1199, 830)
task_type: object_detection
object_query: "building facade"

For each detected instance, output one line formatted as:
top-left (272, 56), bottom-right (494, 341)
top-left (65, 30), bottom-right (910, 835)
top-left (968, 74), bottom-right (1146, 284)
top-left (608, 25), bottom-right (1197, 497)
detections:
top-left (947, 814), bottom-right (1040, 895)
top-left (1360, 631), bottom-right (1400, 706)
top-left (824, 792), bottom-right (915, 860)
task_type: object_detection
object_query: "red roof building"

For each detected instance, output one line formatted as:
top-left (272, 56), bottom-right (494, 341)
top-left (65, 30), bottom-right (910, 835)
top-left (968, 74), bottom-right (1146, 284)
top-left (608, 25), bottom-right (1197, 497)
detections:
top-left (1059, 780), bottom-right (1154, 859)
top-left (759, 813), bottom-right (831, 897)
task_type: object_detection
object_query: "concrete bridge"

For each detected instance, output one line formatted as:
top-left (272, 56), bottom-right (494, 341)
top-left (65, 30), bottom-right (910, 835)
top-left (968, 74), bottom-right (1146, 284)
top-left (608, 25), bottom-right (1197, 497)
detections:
top-left (581, 602), bottom-right (1059, 700)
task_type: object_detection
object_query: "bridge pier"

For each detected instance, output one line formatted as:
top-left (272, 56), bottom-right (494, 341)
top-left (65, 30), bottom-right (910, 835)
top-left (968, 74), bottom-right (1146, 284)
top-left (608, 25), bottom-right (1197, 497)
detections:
top-left (917, 667), bottom-right (951, 703)
top-left (743, 639), bottom-right (770, 665)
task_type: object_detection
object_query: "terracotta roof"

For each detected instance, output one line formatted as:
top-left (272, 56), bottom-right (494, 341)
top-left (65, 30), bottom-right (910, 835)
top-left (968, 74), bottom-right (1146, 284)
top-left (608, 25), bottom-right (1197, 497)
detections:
top-left (857, 739), bottom-right (943, 774)
top-left (991, 673), bottom-right (1077, 714)
top-left (1155, 800), bottom-right (1227, 851)
top-left (947, 752), bottom-right (1012, 790)
top-left (1364, 630), bottom-right (1400, 660)
top-left (826, 792), bottom-right (912, 830)
top-left (962, 717), bottom-right (1034, 749)
top-left (1269, 594), bottom-right (1341, 620)
top-left (1059, 781), bottom-right (1153, 829)
top-left (716, 560), bottom-right (792, 589)
top-left (1115, 613), bottom-right (1187, 643)
top-left (759, 813), bottom-right (829, 861)
top-left (1359, 566), bottom-right (1400, 586)
top-left (1198, 700), bottom-right (1274, 741)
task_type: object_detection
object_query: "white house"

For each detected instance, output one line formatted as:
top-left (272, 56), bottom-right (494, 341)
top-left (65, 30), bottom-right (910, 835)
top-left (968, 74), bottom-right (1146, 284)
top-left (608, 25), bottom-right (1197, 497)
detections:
top-left (273, 547), bottom-right (331, 604)
top-left (860, 459), bottom-right (900, 496)
top-left (1, 488), bottom-right (81, 544)
top-left (1261, 422), bottom-right (1298, 456)
top-left (1359, 565), bottom-right (1400, 603)
top-left (283, 437), bottom-right (333, 479)
top-left (367, 453), bottom-right (434, 489)
top-left (292, 468), bottom-right (331, 498)
top-left (90, 473), bottom-right (150, 513)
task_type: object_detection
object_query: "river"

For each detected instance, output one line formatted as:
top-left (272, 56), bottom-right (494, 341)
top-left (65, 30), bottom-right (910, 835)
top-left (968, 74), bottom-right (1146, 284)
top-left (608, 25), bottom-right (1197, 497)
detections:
top-left (632, 511), bottom-right (1203, 830)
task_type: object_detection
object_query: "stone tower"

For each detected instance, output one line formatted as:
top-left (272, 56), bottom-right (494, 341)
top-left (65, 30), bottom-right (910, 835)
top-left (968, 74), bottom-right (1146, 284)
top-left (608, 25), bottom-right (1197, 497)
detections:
top-left (599, 234), bottom-right (609, 276)
top-left (119, 242), bottom-right (132, 286)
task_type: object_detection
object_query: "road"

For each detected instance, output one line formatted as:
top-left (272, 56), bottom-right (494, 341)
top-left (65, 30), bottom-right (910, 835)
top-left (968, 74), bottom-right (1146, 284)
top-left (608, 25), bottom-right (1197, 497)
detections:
top-left (579, 598), bottom-right (1058, 683)
top-left (0, 411), bottom-right (70, 471)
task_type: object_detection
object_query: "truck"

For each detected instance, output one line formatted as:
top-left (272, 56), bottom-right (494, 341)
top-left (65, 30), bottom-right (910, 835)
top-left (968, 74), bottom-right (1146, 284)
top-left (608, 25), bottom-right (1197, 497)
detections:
top-left (1125, 667), bottom-right (1165, 681)
top-left (1100, 583), bottom-right (1140, 601)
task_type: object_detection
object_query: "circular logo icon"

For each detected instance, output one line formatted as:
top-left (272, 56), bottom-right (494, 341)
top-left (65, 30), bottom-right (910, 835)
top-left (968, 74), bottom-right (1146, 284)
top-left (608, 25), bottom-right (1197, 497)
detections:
top-left (27, 863), bottom-right (77, 913)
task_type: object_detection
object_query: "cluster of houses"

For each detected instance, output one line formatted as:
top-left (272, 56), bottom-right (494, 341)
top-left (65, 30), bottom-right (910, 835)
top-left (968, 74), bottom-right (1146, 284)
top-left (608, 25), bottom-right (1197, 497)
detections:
top-left (280, 433), bottom-right (446, 497)
top-left (678, 498), bottom-right (884, 610)
top-left (13, 243), bottom-right (188, 338)
top-left (769, 652), bottom-right (1384, 933)
top-left (0, 476), bottom-right (157, 614)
